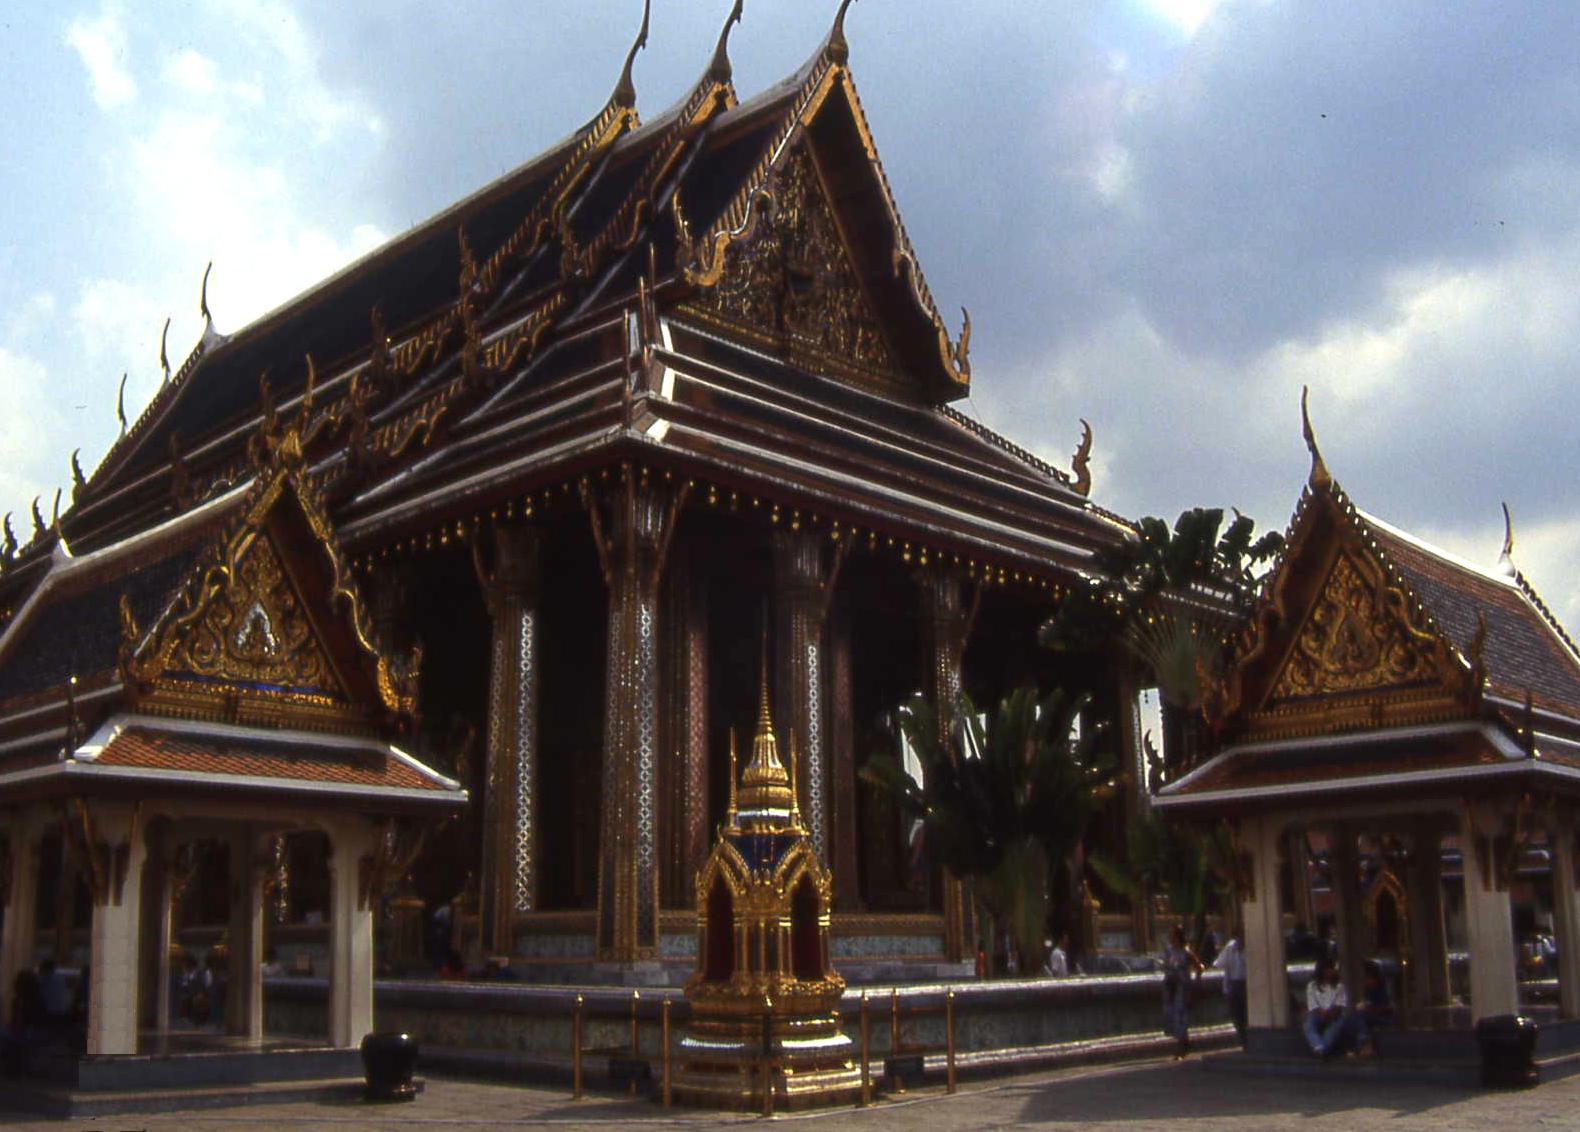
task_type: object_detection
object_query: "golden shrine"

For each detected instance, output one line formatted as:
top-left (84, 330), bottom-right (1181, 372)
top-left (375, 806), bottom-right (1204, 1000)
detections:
top-left (674, 664), bottom-right (858, 1108)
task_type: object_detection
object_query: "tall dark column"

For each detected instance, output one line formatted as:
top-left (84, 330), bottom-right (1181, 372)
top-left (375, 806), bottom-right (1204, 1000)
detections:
top-left (586, 469), bottom-right (687, 962)
top-left (1405, 821), bottom-right (1451, 1017)
top-left (915, 565), bottom-right (972, 962)
top-left (476, 524), bottom-right (542, 955)
top-left (773, 527), bottom-right (840, 861)
top-left (829, 605), bottom-right (862, 909)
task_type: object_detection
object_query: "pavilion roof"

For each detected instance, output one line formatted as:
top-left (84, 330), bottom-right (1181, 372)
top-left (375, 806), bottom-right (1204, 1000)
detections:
top-left (1156, 422), bottom-right (1580, 815)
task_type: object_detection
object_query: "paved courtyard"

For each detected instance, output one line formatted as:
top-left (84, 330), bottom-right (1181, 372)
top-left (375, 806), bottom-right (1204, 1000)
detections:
top-left (16, 1057), bottom-right (1580, 1132)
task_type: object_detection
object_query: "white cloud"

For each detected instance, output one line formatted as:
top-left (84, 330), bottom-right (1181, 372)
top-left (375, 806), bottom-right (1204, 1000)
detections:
top-left (203, 0), bottom-right (383, 139)
top-left (164, 48), bottom-right (219, 95)
top-left (65, 2), bottom-right (137, 109)
top-left (72, 278), bottom-right (165, 371)
top-left (0, 347), bottom-right (67, 523)
top-left (1137, 0), bottom-right (1224, 36)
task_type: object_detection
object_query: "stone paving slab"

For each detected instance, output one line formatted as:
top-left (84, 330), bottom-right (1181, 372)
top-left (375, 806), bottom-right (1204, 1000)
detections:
top-left (11, 1055), bottom-right (1580, 1132)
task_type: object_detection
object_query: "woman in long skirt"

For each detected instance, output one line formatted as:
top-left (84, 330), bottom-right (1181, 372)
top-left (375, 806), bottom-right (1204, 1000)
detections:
top-left (1162, 923), bottom-right (1204, 1059)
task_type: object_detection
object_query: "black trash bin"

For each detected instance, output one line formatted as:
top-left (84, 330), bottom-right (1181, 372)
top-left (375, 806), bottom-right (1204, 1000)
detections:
top-left (361, 1031), bottom-right (420, 1101)
top-left (1476, 1014), bottom-right (1538, 1088)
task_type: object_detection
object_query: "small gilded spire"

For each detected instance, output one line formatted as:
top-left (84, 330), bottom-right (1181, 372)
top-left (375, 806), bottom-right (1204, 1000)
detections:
top-left (1497, 501), bottom-right (1517, 577)
top-left (611, 0), bottom-right (650, 108)
top-left (1301, 385), bottom-right (1331, 489)
top-left (726, 727), bottom-right (740, 830)
top-left (707, 0), bottom-right (744, 84)
top-left (738, 636), bottom-right (793, 818)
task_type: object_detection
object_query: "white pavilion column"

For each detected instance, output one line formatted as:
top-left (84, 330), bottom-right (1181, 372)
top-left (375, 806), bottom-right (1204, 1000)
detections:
top-left (1241, 813), bottom-right (1290, 1029)
top-left (1549, 825), bottom-right (1580, 1019)
top-left (226, 829), bottom-right (265, 1041)
top-left (326, 817), bottom-right (378, 1048)
top-left (1459, 803), bottom-right (1519, 1019)
top-left (1327, 826), bottom-right (1366, 997)
top-left (86, 804), bottom-right (148, 1056)
top-left (0, 812), bottom-right (43, 1029)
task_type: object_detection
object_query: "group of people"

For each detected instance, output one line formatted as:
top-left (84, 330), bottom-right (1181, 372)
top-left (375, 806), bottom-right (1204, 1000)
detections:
top-left (0, 958), bottom-right (86, 1072)
top-left (1157, 922), bottom-right (1394, 1062)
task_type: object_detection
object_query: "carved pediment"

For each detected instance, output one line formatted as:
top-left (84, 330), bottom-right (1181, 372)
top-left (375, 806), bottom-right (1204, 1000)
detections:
top-left (1265, 549), bottom-right (1457, 708)
top-left (133, 531), bottom-right (346, 704)
top-left (682, 145), bottom-right (900, 390)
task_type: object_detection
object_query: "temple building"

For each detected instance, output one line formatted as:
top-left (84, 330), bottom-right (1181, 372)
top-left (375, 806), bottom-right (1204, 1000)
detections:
top-left (0, 0), bottom-right (1141, 1009)
top-left (1157, 407), bottom-right (1580, 1039)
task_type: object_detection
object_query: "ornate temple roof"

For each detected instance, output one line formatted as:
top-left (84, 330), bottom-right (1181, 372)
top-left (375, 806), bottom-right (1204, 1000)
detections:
top-left (1156, 408), bottom-right (1580, 815)
top-left (0, 430), bottom-right (457, 813)
top-left (0, 5), bottom-right (1125, 602)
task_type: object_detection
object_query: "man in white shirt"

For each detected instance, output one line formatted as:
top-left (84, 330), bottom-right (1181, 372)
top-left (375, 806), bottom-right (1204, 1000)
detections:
top-left (1213, 932), bottom-right (1247, 1046)
top-left (1044, 934), bottom-right (1070, 977)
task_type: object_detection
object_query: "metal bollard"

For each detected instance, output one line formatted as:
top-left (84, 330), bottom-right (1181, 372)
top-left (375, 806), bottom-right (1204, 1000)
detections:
top-left (761, 999), bottom-right (775, 1118)
top-left (572, 994), bottom-right (584, 1101)
top-left (629, 990), bottom-right (641, 1095)
top-left (662, 999), bottom-right (672, 1108)
top-left (890, 989), bottom-right (905, 1094)
top-left (859, 993), bottom-right (871, 1107)
top-left (946, 989), bottom-right (956, 1094)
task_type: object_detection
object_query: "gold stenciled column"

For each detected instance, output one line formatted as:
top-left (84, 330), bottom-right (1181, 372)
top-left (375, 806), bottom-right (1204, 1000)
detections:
top-left (661, 545), bottom-right (709, 908)
top-left (828, 605), bottom-right (862, 909)
top-left (915, 564), bottom-right (973, 962)
top-left (476, 524), bottom-right (542, 956)
top-left (586, 467), bottom-right (688, 962)
top-left (773, 527), bottom-right (842, 862)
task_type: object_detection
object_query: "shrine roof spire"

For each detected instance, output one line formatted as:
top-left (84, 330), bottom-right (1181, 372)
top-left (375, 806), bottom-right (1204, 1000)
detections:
top-left (1301, 385), bottom-right (1332, 490)
top-left (611, 0), bottom-right (651, 108)
top-left (1498, 501), bottom-right (1517, 578)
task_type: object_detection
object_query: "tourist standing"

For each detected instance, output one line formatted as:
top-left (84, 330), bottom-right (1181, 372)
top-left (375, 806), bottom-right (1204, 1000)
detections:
top-left (1162, 923), bottom-right (1203, 1059)
top-left (1044, 934), bottom-right (1070, 977)
top-left (1214, 930), bottom-right (1248, 1047)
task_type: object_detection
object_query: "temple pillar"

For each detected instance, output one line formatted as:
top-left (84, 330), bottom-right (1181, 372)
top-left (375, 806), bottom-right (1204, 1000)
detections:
top-left (829, 605), bottom-right (861, 909)
top-left (1404, 822), bottom-right (1450, 1017)
top-left (586, 469), bottom-right (686, 962)
top-left (477, 524), bottom-right (542, 955)
top-left (0, 813), bottom-right (42, 1029)
top-left (773, 526), bottom-right (837, 860)
top-left (915, 565), bottom-right (971, 962)
top-left (1242, 814), bottom-right (1289, 1029)
top-left (1327, 827), bottom-right (1365, 996)
top-left (326, 816), bottom-right (377, 1048)
top-left (1549, 825), bottom-right (1580, 1019)
top-left (225, 829), bottom-right (265, 1041)
top-left (86, 804), bottom-right (148, 1057)
top-left (1459, 803), bottom-right (1519, 1019)
top-left (662, 548), bottom-right (709, 908)
top-left (1288, 829), bottom-right (1316, 935)
top-left (1115, 663), bottom-right (1154, 951)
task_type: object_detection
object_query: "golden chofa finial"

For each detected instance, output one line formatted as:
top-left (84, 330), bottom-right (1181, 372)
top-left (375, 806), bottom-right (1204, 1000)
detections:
top-left (826, 0), bottom-right (857, 64)
top-left (611, 0), bottom-right (650, 108)
top-left (1497, 501), bottom-right (1517, 577)
top-left (1300, 385), bottom-right (1332, 489)
top-left (707, 0), bottom-right (744, 84)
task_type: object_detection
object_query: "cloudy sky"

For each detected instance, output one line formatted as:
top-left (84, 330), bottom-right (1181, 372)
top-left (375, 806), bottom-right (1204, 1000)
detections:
top-left (4, 0), bottom-right (1580, 624)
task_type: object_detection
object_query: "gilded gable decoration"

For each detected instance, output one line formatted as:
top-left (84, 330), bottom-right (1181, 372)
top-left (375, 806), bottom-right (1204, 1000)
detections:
top-left (683, 146), bottom-right (898, 386)
top-left (1268, 550), bottom-right (1447, 702)
top-left (130, 530), bottom-right (341, 703)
